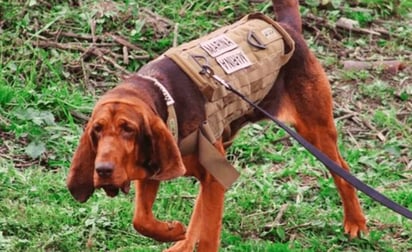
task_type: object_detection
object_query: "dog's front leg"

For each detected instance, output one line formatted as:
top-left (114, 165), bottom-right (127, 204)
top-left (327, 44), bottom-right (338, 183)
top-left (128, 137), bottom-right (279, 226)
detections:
top-left (197, 174), bottom-right (226, 251)
top-left (165, 143), bottom-right (226, 252)
top-left (164, 188), bottom-right (203, 252)
top-left (165, 174), bottom-right (225, 252)
top-left (133, 179), bottom-right (186, 242)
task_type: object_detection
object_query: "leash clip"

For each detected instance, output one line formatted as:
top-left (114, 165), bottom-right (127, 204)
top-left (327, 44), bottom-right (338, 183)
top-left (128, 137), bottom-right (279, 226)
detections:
top-left (199, 65), bottom-right (233, 91)
top-left (199, 64), bottom-right (214, 77)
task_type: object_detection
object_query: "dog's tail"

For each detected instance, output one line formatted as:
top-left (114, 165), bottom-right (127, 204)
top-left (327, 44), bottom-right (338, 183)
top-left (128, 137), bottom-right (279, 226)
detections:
top-left (272, 0), bottom-right (302, 33)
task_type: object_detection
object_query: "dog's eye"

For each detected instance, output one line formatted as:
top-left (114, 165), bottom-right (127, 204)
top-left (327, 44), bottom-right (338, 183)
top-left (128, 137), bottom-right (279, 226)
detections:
top-left (120, 123), bottom-right (135, 134)
top-left (93, 124), bottom-right (103, 133)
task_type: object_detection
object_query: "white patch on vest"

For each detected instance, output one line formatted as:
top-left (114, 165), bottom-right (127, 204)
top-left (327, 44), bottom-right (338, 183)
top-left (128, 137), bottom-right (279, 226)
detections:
top-left (215, 48), bottom-right (252, 74)
top-left (200, 34), bottom-right (238, 57)
top-left (261, 27), bottom-right (277, 39)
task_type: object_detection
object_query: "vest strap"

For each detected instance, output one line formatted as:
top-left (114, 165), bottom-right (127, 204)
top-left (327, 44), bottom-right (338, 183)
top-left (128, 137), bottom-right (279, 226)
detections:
top-left (179, 122), bottom-right (239, 189)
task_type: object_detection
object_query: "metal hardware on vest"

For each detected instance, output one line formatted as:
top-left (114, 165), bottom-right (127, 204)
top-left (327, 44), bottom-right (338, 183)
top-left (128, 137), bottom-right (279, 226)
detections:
top-left (138, 74), bottom-right (179, 142)
top-left (200, 65), bottom-right (412, 220)
top-left (247, 31), bottom-right (267, 49)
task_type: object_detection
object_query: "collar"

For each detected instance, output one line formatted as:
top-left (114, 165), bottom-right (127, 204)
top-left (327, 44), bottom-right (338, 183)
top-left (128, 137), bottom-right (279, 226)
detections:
top-left (137, 74), bottom-right (179, 142)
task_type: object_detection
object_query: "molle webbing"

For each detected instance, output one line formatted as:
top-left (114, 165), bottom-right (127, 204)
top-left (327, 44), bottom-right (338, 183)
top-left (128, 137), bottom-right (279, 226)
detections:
top-left (165, 13), bottom-right (295, 140)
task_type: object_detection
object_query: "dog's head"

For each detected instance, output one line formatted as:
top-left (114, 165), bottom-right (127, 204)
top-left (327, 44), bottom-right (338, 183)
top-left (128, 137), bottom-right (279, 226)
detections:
top-left (66, 84), bottom-right (185, 202)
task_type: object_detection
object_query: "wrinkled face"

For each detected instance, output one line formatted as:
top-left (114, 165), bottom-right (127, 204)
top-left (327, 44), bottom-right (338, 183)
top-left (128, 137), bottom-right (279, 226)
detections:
top-left (67, 91), bottom-right (185, 203)
top-left (89, 102), bottom-right (155, 197)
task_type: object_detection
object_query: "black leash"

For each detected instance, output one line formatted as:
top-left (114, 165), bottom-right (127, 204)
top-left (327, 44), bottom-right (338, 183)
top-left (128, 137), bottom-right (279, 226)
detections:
top-left (200, 65), bottom-right (412, 220)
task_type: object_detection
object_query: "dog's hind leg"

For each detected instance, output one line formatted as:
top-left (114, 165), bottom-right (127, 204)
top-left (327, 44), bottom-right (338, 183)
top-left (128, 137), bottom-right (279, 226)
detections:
top-left (276, 52), bottom-right (368, 237)
top-left (293, 115), bottom-right (368, 237)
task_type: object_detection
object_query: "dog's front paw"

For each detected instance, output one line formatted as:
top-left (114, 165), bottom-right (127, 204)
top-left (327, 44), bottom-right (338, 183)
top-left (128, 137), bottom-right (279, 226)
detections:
top-left (163, 221), bottom-right (187, 241)
top-left (163, 239), bottom-right (195, 252)
top-left (133, 220), bottom-right (186, 242)
top-left (344, 216), bottom-right (368, 238)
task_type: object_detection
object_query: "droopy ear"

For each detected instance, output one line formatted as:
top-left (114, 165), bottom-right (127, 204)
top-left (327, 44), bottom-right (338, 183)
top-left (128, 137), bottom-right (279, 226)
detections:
top-left (145, 115), bottom-right (186, 180)
top-left (66, 124), bottom-right (96, 202)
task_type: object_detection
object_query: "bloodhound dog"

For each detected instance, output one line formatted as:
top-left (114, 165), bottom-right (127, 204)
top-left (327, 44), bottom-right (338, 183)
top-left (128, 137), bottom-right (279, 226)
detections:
top-left (67, 0), bottom-right (367, 251)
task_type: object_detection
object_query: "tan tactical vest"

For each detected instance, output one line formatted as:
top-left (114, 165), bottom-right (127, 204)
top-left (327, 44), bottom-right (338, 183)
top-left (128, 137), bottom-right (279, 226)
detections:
top-left (165, 13), bottom-right (295, 141)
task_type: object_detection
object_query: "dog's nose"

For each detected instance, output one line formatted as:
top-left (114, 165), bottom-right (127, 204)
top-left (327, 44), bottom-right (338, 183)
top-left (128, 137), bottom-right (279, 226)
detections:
top-left (95, 162), bottom-right (114, 178)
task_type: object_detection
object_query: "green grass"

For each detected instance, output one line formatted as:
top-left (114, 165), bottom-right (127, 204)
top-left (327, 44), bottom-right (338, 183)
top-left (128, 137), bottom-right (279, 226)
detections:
top-left (1, 0), bottom-right (411, 251)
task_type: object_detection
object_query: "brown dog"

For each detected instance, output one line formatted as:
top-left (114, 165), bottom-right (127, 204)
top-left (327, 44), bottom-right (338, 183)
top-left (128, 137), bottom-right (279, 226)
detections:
top-left (67, 0), bottom-right (368, 251)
